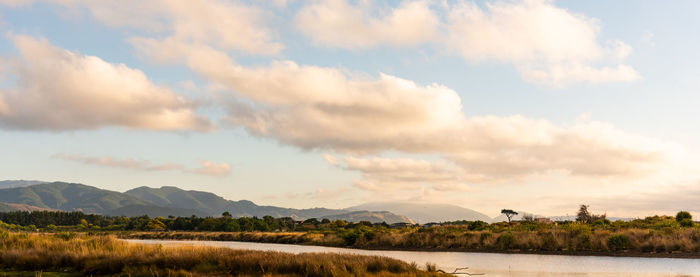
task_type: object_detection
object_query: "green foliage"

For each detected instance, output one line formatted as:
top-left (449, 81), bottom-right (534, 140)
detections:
top-left (679, 218), bottom-right (694, 227)
top-left (496, 232), bottom-right (516, 250)
top-left (467, 220), bottom-right (488, 231)
top-left (607, 234), bottom-right (631, 251)
top-left (676, 211), bottom-right (692, 222)
top-left (500, 209), bottom-right (518, 222)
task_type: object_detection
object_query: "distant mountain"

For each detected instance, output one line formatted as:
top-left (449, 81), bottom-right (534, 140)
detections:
top-left (0, 180), bottom-right (46, 189)
top-left (125, 186), bottom-right (412, 223)
top-left (320, 211), bottom-right (415, 225)
top-left (0, 181), bottom-right (413, 223)
top-left (349, 202), bottom-right (492, 224)
top-left (125, 186), bottom-right (230, 215)
top-left (105, 205), bottom-right (208, 218)
top-left (0, 182), bottom-right (149, 214)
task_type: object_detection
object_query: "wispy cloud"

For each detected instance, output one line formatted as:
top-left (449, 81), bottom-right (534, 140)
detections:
top-left (52, 153), bottom-right (231, 177)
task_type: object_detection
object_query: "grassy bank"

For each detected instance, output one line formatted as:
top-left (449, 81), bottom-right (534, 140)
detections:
top-left (120, 223), bottom-right (700, 258)
top-left (0, 231), bottom-right (442, 276)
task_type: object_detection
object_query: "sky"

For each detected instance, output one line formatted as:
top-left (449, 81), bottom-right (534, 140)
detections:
top-left (0, 0), bottom-right (699, 218)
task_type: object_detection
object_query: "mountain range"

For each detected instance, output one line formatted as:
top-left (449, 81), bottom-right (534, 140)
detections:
top-left (2, 180), bottom-right (571, 223)
top-left (0, 181), bottom-right (413, 224)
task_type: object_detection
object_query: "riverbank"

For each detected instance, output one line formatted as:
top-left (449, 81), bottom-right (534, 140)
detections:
top-left (0, 232), bottom-right (443, 276)
top-left (119, 229), bottom-right (700, 259)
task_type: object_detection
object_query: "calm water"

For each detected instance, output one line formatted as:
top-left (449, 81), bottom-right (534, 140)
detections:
top-left (126, 239), bottom-right (700, 277)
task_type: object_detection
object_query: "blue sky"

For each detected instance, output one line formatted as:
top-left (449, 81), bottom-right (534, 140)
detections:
top-left (0, 0), bottom-right (699, 217)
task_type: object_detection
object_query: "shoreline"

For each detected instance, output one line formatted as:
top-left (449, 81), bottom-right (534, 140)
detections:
top-left (121, 233), bottom-right (700, 259)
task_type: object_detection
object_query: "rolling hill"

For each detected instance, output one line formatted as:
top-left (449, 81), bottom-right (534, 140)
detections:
top-left (0, 182), bottom-right (414, 223)
top-left (105, 205), bottom-right (209, 218)
top-left (0, 182), bottom-right (149, 214)
top-left (348, 202), bottom-right (493, 223)
top-left (124, 186), bottom-right (411, 223)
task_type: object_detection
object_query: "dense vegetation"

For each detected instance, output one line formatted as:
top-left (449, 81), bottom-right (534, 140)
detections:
top-left (0, 231), bottom-right (440, 276)
top-left (1, 210), bottom-right (698, 257)
top-left (0, 210), bottom-right (354, 232)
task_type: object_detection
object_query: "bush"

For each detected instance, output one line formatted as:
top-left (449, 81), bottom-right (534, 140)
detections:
top-left (496, 233), bottom-right (516, 250)
top-left (679, 218), bottom-right (694, 227)
top-left (468, 220), bottom-right (488, 231)
top-left (676, 211), bottom-right (692, 222)
top-left (607, 234), bottom-right (631, 251)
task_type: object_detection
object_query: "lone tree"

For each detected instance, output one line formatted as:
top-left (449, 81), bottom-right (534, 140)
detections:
top-left (501, 209), bottom-right (518, 223)
top-left (577, 205), bottom-right (606, 224)
top-left (676, 211), bottom-right (692, 222)
top-left (676, 211), bottom-right (693, 227)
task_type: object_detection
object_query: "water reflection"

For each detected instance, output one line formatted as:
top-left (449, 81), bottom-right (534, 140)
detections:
top-left (126, 240), bottom-right (700, 277)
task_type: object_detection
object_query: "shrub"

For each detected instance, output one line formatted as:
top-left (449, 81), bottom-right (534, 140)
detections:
top-left (496, 233), bottom-right (516, 250)
top-left (679, 218), bottom-right (694, 227)
top-left (607, 234), bottom-right (631, 251)
top-left (468, 221), bottom-right (488, 231)
top-left (676, 211), bottom-right (692, 222)
top-left (540, 233), bottom-right (558, 251)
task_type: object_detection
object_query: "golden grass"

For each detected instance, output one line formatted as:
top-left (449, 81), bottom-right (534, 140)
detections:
top-left (121, 226), bottom-right (700, 256)
top-left (0, 232), bottom-right (443, 276)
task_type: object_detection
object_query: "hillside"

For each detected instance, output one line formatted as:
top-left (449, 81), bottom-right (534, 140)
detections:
top-left (125, 186), bottom-right (231, 215)
top-left (0, 182), bottom-right (150, 214)
top-left (349, 202), bottom-right (492, 223)
top-left (105, 205), bottom-right (209, 218)
top-left (125, 186), bottom-right (412, 223)
top-left (0, 182), bottom-right (414, 223)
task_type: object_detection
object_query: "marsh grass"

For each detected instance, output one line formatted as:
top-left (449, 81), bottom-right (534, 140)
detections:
top-left (0, 232), bottom-right (441, 276)
top-left (123, 226), bottom-right (700, 256)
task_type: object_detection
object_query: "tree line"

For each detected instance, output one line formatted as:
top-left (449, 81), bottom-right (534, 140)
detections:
top-left (0, 211), bottom-right (378, 232)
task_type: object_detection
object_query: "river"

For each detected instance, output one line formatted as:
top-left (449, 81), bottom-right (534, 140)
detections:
top-left (126, 239), bottom-right (700, 276)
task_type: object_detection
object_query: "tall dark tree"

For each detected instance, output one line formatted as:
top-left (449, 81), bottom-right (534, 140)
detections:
top-left (501, 209), bottom-right (518, 223)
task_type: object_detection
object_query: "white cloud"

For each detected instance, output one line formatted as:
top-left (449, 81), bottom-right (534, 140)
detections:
top-left (52, 153), bottom-right (231, 177)
top-left (92, 0), bottom-right (282, 55)
top-left (1, 0), bottom-right (283, 55)
top-left (0, 35), bottom-right (212, 131)
top-left (293, 0), bottom-right (639, 86)
top-left (105, 22), bottom-right (671, 190)
top-left (445, 0), bottom-right (639, 86)
top-left (171, 51), bottom-right (671, 183)
top-left (190, 160), bottom-right (232, 177)
top-left (295, 0), bottom-right (439, 49)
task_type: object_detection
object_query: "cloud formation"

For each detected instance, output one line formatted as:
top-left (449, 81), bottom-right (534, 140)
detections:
top-left (445, 0), bottom-right (639, 86)
top-left (296, 0), bottom-right (439, 49)
top-left (46, 0), bottom-right (283, 55)
top-left (294, 0), bottom-right (639, 86)
top-left (167, 51), bottom-right (670, 184)
top-left (52, 153), bottom-right (231, 177)
top-left (2, 0), bottom-right (674, 197)
top-left (0, 35), bottom-right (212, 131)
